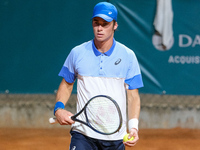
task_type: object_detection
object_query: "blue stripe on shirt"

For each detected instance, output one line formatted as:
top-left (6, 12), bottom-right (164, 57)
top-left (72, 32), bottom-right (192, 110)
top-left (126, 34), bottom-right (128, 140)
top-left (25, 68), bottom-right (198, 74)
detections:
top-left (58, 66), bottom-right (76, 83)
top-left (125, 74), bottom-right (144, 90)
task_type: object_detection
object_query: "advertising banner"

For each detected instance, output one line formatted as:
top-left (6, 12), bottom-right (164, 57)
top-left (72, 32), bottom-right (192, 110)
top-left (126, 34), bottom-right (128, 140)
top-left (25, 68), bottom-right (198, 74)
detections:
top-left (113, 0), bottom-right (200, 95)
top-left (0, 0), bottom-right (199, 95)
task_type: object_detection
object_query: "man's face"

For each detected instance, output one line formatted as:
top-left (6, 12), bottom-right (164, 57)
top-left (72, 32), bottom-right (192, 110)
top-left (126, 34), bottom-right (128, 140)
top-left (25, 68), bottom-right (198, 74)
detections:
top-left (92, 17), bottom-right (118, 43)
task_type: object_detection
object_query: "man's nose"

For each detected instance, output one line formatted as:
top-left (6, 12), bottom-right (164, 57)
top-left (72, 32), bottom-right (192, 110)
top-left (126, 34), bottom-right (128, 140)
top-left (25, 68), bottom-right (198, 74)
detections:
top-left (98, 24), bottom-right (103, 31)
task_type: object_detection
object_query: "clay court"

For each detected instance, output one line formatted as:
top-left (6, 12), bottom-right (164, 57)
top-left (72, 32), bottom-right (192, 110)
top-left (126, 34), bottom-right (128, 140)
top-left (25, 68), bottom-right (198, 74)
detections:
top-left (1, 128), bottom-right (200, 150)
top-left (1, 94), bottom-right (200, 150)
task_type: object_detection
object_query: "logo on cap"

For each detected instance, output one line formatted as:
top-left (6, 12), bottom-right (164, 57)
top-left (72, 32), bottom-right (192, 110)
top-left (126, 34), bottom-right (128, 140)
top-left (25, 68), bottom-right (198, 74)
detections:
top-left (92, 2), bottom-right (118, 22)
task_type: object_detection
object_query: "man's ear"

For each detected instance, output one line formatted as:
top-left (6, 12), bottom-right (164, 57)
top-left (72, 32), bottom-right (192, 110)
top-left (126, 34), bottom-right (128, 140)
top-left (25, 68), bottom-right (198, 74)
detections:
top-left (114, 21), bottom-right (118, 31)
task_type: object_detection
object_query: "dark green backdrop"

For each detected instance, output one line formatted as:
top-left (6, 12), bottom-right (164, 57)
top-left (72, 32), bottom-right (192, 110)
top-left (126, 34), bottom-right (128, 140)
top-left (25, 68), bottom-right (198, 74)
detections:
top-left (1, 0), bottom-right (200, 95)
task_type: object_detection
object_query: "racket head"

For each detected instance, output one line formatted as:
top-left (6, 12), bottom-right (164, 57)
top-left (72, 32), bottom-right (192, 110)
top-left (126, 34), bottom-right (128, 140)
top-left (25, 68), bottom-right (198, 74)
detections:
top-left (84, 95), bottom-right (122, 135)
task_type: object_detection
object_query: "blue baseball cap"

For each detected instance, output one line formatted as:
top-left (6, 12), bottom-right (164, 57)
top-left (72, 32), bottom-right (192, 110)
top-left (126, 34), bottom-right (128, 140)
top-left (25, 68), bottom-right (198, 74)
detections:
top-left (92, 2), bottom-right (118, 22)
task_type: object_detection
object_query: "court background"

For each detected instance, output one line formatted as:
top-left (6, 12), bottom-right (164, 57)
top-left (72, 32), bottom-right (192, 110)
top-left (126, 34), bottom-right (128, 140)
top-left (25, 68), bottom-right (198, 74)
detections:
top-left (0, 0), bottom-right (200, 149)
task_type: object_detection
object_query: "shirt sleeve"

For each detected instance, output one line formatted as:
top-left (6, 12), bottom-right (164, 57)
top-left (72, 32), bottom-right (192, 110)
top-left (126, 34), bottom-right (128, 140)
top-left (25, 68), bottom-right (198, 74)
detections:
top-left (58, 49), bottom-right (77, 83)
top-left (125, 51), bottom-right (143, 90)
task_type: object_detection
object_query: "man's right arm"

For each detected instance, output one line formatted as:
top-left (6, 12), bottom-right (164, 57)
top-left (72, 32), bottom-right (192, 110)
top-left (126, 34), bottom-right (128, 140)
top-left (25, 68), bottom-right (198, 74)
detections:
top-left (54, 78), bottom-right (75, 125)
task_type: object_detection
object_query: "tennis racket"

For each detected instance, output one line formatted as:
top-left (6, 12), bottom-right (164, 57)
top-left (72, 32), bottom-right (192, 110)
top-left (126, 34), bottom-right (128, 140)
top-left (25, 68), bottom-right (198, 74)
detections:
top-left (49, 95), bottom-right (122, 135)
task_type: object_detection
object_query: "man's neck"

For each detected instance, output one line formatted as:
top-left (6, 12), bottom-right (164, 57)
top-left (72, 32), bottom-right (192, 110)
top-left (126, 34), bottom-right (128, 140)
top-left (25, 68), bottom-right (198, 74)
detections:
top-left (94, 37), bottom-right (113, 53)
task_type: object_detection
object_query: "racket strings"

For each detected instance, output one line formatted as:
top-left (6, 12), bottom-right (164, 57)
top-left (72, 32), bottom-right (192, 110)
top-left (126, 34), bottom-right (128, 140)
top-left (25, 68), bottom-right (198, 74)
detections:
top-left (86, 97), bottom-right (120, 134)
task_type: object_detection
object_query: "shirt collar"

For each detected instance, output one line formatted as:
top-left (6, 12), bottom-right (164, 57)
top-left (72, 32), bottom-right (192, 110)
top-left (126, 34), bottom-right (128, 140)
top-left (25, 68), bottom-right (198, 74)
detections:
top-left (92, 39), bottom-right (116, 56)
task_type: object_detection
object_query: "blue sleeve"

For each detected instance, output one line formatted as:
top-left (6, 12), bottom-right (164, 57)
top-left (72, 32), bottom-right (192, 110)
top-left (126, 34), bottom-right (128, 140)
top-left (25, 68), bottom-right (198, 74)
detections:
top-left (125, 51), bottom-right (143, 89)
top-left (58, 49), bottom-right (77, 83)
top-left (58, 66), bottom-right (76, 83)
top-left (125, 74), bottom-right (143, 90)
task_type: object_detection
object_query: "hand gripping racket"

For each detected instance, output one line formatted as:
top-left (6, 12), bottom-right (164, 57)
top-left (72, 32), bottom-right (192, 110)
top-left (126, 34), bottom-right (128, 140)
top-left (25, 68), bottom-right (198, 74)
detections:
top-left (49, 95), bottom-right (122, 135)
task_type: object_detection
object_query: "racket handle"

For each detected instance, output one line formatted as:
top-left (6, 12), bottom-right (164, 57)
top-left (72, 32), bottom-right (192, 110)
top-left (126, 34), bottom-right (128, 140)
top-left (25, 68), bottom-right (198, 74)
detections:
top-left (49, 116), bottom-right (72, 124)
top-left (49, 117), bottom-right (58, 124)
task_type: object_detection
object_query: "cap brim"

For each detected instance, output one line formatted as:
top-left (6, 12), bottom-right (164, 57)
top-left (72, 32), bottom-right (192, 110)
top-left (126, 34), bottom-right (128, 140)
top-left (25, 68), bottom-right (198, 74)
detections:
top-left (92, 14), bottom-right (113, 22)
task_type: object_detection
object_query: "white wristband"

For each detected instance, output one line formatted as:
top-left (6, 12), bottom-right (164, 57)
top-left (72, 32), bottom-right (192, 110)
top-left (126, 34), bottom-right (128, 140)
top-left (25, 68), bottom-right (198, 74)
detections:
top-left (128, 118), bottom-right (139, 131)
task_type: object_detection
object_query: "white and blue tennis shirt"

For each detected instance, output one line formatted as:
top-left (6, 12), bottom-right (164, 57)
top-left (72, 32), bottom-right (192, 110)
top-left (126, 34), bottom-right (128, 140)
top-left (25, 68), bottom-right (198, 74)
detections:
top-left (59, 39), bottom-right (143, 140)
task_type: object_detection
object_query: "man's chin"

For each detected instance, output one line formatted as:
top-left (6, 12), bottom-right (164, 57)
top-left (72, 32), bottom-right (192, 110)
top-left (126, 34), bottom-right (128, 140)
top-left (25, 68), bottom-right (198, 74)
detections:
top-left (94, 37), bottom-right (105, 42)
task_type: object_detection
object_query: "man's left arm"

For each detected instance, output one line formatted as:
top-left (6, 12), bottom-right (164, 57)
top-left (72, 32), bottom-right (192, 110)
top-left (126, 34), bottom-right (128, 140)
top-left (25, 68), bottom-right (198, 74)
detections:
top-left (123, 88), bottom-right (141, 147)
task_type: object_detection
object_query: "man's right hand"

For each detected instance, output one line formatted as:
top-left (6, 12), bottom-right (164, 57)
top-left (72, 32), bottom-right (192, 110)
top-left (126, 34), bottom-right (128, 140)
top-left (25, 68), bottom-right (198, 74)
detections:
top-left (55, 109), bottom-right (75, 125)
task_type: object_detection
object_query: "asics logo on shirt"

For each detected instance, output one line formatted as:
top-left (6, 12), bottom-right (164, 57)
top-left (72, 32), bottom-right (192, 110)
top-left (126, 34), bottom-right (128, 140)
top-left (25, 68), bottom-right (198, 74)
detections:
top-left (115, 58), bottom-right (121, 65)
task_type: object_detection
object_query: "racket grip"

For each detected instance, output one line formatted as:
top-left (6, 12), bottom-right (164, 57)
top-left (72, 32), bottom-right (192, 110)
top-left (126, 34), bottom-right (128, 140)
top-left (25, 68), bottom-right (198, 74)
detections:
top-left (49, 117), bottom-right (58, 124)
top-left (49, 116), bottom-right (72, 124)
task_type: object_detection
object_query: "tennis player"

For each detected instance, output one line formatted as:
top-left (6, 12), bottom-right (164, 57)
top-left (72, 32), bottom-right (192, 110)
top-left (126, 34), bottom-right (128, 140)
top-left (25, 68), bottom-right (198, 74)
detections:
top-left (54, 2), bottom-right (143, 150)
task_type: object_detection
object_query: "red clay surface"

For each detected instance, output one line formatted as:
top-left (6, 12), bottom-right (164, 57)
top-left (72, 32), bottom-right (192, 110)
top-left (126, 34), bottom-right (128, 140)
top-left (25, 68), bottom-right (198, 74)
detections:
top-left (1, 128), bottom-right (200, 150)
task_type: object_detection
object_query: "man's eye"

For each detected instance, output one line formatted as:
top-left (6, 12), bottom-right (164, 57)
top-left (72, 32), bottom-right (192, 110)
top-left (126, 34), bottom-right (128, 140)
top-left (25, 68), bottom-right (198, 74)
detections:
top-left (103, 23), bottom-right (108, 26)
top-left (94, 22), bottom-right (99, 25)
